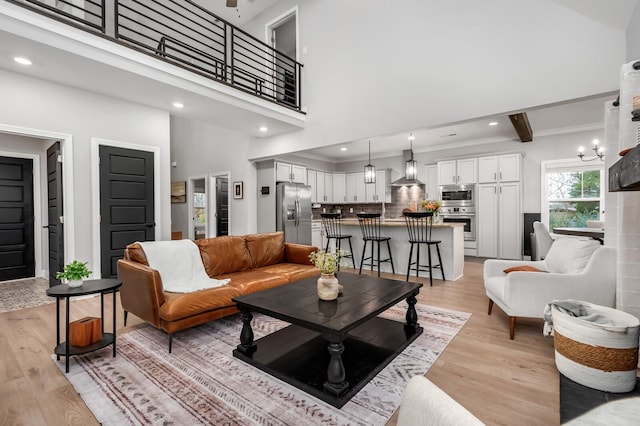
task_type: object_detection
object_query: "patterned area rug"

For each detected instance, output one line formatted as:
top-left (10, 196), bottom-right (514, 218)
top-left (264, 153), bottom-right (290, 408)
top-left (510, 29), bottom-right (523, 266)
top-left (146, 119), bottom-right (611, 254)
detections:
top-left (0, 278), bottom-right (53, 313)
top-left (54, 303), bottom-right (470, 425)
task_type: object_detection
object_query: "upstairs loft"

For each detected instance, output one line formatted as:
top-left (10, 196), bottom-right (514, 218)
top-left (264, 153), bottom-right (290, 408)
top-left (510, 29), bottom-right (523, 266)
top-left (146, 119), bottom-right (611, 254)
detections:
top-left (0, 0), bottom-right (305, 136)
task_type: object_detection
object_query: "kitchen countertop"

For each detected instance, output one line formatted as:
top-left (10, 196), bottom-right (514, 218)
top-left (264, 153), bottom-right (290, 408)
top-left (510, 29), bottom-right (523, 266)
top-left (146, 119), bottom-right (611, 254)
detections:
top-left (337, 219), bottom-right (463, 228)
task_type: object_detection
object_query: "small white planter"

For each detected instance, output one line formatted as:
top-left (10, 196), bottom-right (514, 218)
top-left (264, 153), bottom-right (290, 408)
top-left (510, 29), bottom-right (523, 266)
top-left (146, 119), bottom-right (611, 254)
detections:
top-left (67, 279), bottom-right (84, 288)
top-left (552, 302), bottom-right (639, 393)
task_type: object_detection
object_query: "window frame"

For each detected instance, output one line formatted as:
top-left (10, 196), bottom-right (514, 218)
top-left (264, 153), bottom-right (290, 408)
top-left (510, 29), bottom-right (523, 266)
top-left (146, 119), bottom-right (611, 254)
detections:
top-left (540, 158), bottom-right (605, 229)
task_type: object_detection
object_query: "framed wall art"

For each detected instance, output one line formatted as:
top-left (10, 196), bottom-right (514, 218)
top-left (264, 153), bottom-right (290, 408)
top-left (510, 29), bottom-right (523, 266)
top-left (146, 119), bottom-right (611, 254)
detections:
top-left (171, 181), bottom-right (186, 203)
top-left (233, 181), bottom-right (244, 199)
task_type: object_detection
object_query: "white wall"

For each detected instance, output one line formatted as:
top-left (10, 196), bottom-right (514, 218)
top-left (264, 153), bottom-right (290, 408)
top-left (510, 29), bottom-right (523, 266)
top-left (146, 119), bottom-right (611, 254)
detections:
top-left (243, 0), bottom-right (625, 160)
top-left (170, 116), bottom-right (256, 236)
top-left (0, 133), bottom-right (49, 275)
top-left (627, 2), bottom-right (640, 61)
top-left (0, 70), bottom-right (171, 275)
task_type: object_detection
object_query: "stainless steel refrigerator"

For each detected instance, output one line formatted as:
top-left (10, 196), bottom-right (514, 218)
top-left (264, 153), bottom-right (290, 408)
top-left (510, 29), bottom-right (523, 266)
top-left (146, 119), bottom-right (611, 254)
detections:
top-left (276, 182), bottom-right (312, 245)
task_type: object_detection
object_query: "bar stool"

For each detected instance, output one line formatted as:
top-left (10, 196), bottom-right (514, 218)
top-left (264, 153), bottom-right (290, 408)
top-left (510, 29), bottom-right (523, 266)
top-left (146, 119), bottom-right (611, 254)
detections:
top-left (320, 213), bottom-right (356, 270)
top-left (357, 213), bottom-right (395, 277)
top-left (404, 211), bottom-right (445, 287)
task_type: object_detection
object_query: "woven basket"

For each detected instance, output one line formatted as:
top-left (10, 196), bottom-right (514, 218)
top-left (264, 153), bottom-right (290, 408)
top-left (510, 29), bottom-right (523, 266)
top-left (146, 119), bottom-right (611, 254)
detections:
top-left (552, 302), bottom-right (639, 393)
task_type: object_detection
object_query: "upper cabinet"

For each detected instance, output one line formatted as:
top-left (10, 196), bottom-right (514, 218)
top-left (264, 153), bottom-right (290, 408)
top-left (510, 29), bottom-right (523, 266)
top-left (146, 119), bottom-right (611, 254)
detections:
top-left (424, 164), bottom-right (439, 200)
top-left (276, 162), bottom-right (306, 184)
top-left (366, 169), bottom-right (391, 202)
top-left (332, 173), bottom-right (347, 203)
top-left (438, 158), bottom-right (477, 185)
top-left (477, 154), bottom-right (521, 183)
top-left (346, 172), bottom-right (366, 203)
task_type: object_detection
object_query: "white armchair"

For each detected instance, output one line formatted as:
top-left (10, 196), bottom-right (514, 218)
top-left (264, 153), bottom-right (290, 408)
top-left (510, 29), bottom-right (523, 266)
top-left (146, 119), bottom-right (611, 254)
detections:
top-left (484, 238), bottom-right (616, 339)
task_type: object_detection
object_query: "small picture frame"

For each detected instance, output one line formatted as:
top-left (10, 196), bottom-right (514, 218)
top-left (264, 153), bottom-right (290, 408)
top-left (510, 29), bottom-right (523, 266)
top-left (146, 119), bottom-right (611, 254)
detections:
top-left (233, 181), bottom-right (244, 199)
top-left (171, 181), bottom-right (186, 203)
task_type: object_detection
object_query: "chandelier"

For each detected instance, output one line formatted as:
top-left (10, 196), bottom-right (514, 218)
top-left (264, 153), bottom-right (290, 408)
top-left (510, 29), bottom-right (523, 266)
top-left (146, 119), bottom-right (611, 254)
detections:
top-left (578, 139), bottom-right (605, 162)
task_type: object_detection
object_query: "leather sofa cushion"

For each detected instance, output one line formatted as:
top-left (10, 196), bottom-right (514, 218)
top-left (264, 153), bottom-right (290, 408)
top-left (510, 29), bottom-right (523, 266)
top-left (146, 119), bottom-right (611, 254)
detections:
top-left (221, 269), bottom-right (289, 294)
top-left (159, 285), bottom-right (243, 322)
top-left (246, 232), bottom-right (285, 268)
top-left (196, 235), bottom-right (252, 277)
top-left (258, 263), bottom-right (319, 283)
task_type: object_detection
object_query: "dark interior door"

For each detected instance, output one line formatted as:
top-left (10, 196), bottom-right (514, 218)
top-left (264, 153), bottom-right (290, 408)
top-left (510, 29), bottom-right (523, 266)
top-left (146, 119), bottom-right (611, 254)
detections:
top-left (0, 156), bottom-right (35, 281)
top-left (100, 146), bottom-right (155, 278)
top-left (46, 143), bottom-right (64, 287)
top-left (216, 177), bottom-right (228, 236)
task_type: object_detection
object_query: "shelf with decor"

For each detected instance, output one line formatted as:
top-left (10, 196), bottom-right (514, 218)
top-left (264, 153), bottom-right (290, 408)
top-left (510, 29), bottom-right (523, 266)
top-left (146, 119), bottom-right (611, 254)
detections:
top-left (609, 144), bottom-right (640, 192)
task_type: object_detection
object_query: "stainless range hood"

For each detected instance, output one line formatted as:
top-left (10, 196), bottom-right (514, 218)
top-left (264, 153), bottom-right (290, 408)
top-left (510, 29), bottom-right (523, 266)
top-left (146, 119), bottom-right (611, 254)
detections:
top-left (391, 149), bottom-right (425, 186)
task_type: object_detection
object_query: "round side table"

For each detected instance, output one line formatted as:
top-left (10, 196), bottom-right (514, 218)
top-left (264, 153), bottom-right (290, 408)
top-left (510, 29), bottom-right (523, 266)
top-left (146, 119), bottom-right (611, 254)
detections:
top-left (46, 278), bottom-right (122, 373)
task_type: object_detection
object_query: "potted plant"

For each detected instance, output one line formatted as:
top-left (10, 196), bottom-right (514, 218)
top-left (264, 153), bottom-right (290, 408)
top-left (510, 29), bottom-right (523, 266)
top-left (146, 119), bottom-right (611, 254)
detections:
top-left (56, 260), bottom-right (92, 288)
top-left (309, 250), bottom-right (347, 301)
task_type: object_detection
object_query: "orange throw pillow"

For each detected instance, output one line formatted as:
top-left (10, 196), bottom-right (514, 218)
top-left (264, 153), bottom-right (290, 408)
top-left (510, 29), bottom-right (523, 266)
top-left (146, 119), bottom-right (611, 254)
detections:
top-left (503, 265), bottom-right (544, 274)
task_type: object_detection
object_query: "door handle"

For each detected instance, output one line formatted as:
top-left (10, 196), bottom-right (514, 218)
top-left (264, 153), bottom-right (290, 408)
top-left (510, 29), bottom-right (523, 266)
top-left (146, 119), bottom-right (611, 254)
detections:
top-left (145, 223), bottom-right (156, 227)
top-left (42, 225), bottom-right (49, 229)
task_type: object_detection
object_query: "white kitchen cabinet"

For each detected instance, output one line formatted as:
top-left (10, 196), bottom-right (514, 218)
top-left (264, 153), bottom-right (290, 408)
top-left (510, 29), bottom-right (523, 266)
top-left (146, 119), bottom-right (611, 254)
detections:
top-left (424, 164), bottom-right (439, 200)
top-left (365, 169), bottom-right (390, 202)
top-left (478, 154), bottom-right (521, 183)
top-left (312, 221), bottom-right (324, 249)
top-left (477, 184), bottom-right (498, 258)
top-left (477, 182), bottom-right (521, 259)
top-left (332, 173), bottom-right (346, 203)
top-left (438, 158), bottom-right (477, 185)
top-left (307, 170), bottom-right (317, 202)
top-left (498, 182), bottom-right (521, 259)
top-left (320, 172), bottom-right (333, 202)
top-left (276, 162), bottom-right (306, 184)
top-left (346, 172), bottom-right (366, 203)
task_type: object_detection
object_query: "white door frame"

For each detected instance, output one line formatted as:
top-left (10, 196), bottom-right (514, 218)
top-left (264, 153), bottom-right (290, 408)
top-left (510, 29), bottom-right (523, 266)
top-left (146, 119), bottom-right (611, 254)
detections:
top-left (0, 123), bottom-right (75, 278)
top-left (187, 175), bottom-right (207, 240)
top-left (91, 137), bottom-right (161, 278)
top-left (264, 5), bottom-right (299, 100)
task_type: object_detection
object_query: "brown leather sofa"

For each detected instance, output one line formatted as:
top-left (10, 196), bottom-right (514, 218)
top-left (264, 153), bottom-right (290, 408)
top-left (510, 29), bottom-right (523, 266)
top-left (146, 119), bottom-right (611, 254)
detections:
top-left (117, 232), bottom-right (319, 351)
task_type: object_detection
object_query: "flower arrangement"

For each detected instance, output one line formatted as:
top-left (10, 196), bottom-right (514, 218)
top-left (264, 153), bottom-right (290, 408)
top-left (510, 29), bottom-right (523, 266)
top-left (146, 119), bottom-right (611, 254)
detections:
top-left (309, 250), bottom-right (348, 274)
top-left (56, 260), bottom-right (92, 282)
top-left (420, 199), bottom-right (442, 215)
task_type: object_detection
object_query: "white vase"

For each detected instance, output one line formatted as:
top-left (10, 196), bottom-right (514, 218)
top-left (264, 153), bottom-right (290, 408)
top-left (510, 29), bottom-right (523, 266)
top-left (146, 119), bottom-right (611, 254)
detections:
top-left (317, 273), bottom-right (339, 301)
top-left (67, 279), bottom-right (83, 288)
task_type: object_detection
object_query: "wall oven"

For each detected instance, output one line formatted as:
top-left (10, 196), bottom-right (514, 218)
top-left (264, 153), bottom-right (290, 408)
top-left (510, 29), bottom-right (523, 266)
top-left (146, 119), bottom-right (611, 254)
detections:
top-left (440, 206), bottom-right (476, 241)
top-left (440, 184), bottom-right (474, 207)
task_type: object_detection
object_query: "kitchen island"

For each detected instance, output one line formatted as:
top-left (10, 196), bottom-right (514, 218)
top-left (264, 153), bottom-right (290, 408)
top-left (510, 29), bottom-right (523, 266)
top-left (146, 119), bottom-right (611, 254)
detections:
top-left (337, 219), bottom-right (464, 281)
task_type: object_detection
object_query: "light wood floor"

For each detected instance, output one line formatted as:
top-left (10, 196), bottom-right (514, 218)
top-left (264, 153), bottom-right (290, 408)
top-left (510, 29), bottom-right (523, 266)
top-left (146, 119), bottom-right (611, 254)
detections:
top-left (0, 261), bottom-right (560, 425)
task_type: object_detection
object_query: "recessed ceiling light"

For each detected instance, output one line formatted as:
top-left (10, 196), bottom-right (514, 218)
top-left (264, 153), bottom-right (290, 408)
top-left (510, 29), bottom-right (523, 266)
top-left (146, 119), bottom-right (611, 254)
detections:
top-left (14, 56), bottom-right (32, 66)
top-left (489, 121), bottom-right (498, 126)
top-left (259, 126), bottom-right (268, 132)
top-left (340, 147), bottom-right (347, 151)
top-left (172, 102), bottom-right (184, 108)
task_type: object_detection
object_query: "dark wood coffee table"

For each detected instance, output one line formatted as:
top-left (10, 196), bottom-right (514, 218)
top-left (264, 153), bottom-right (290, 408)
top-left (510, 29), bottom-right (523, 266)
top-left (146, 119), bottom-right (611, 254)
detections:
top-left (232, 272), bottom-right (422, 408)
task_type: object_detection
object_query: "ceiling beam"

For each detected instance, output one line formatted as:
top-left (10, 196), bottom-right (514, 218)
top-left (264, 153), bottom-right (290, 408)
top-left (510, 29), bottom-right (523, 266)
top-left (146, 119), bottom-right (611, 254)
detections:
top-left (508, 112), bottom-right (533, 142)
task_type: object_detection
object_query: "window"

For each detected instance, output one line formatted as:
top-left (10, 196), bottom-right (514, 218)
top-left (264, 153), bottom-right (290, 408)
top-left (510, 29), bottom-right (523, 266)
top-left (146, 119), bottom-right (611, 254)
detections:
top-left (541, 160), bottom-right (604, 230)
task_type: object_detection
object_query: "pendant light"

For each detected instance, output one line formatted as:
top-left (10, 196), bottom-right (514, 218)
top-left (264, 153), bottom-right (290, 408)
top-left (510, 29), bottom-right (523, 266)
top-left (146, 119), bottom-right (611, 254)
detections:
top-left (364, 140), bottom-right (376, 183)
top-left (405, 133), bottom-right (417, 180)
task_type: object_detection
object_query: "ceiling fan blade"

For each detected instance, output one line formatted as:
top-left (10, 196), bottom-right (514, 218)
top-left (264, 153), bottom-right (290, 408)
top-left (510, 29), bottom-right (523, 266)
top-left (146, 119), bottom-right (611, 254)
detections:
top-left (226, 0), bottom-right (237, 7)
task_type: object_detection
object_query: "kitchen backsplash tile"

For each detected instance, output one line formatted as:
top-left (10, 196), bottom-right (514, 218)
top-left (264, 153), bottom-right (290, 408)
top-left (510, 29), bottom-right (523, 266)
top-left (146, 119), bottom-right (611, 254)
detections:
top-left (311, 186), bottom-right (425, 220)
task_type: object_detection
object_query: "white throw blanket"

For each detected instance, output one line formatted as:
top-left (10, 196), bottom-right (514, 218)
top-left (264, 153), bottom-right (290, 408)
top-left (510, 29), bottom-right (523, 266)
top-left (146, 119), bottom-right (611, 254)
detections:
top-left (138, 240), bottom-right (229, 293)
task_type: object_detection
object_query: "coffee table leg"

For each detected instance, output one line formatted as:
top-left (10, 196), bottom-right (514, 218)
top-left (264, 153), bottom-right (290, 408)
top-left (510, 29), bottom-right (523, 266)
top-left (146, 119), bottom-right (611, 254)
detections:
top-left (236, 308), bottom-right (257, 355)
top-left (405, 293), bottom-right (420, 332)
top-left (323, 341), bottom-right (349, 396)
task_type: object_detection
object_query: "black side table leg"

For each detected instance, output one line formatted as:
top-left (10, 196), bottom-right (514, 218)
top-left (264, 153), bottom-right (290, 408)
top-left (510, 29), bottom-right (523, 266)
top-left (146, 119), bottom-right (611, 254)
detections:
top-left (323, 341), bottom-right (349, 396)
top-left (112, 289), bottom-right (117, 357)
top-left (405, 293), bottom-right (420, 332)
top-left (55, 298), bottom-right (60, 361)
top-left (236, 309), bottom-right (256, 355)
top-left (65, 296), bottom-right (70, 373)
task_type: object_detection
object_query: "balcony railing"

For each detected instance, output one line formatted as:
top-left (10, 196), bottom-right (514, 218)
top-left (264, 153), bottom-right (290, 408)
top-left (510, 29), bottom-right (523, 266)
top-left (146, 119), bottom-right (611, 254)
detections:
top-left (6, 0), bottom-right (303, 112)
